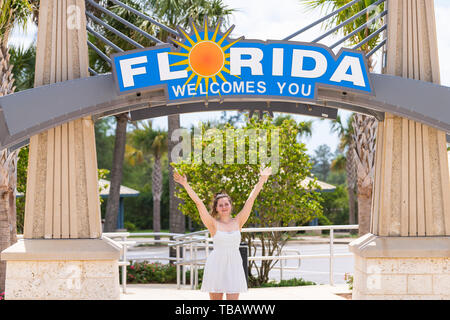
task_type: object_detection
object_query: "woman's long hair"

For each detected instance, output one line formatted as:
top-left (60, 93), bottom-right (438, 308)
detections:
top-left (210, 192), bottom-right (233, 219)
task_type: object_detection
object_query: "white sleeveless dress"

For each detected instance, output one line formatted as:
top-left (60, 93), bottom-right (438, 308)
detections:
top-left (200, 226), bottom-right (248, 293)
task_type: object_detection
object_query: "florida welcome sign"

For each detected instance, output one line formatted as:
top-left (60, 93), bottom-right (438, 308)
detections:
top-left (111, 20), bottom-right (372, 103)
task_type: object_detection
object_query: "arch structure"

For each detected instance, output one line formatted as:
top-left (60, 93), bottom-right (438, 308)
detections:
top-left (1, 0), bottom-right (449, 301)
top-left (0, 0), bottom-right (449, 151)
top-left (0, 71), bottom-right (449, 151)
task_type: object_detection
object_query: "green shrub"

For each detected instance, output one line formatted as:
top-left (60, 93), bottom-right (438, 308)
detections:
top-left (124, 221), bottom-right (137, 232)
top-left (257, 278), bottom-right (316, 288)
top-left (344, 273), bottom-right (353, 290)
top-left (318, 214), bottom-right (332, 226)
top-left (120, 261), bottom-right (203, 284)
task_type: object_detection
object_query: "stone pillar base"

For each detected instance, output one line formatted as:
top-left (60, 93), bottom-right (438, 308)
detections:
top-left (1, 238), bottom-right (121, 300)
top-left (349, 234), bottom-right (450, 300)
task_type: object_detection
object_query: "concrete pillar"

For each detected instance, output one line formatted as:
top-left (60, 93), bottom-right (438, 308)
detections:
top-left (0, 0), bottom-right (120, 299)
top-left (350, 0), bottom-right (450, 299)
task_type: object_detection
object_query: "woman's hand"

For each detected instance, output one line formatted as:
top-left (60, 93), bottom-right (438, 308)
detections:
top-left (259, 166), bottom-right (272, 183)
top-left (173, 170), bottom-right (188, 186)
top-left (236, 165), bottom-right (272, 228)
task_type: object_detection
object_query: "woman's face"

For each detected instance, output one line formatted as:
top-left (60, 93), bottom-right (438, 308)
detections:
top-left (216, 197), bottom-right (232, 217)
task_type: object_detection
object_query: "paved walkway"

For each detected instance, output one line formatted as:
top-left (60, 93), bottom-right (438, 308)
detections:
top-left (120, 283), bottom-right (351, 300)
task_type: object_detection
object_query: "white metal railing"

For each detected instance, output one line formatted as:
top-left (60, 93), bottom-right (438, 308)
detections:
top-left (16, 225), bottom-right (358, 292)
top-left (271, 249), bottom-right (301, 280)
top-left (172, 229), bottom-right (210, 288)
top-left (246, 225), bottom-right (359, 286)
top-left (102, 231), bottom-right (183, 293)
top-left (101, 232), bottom-right (135, 293)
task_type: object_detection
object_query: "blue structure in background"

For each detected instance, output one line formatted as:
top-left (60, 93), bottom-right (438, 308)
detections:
top-left (100, 194), bottom-right (139, 230)
top-left (98, 179), bottom-right (140, 230)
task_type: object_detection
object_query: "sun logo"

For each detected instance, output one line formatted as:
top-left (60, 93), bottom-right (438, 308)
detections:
top-left (168, 19), bottom-right (243, 96)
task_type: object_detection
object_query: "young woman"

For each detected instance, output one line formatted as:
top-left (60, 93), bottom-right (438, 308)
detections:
top-left (173, 166), bottom-right (272, 300)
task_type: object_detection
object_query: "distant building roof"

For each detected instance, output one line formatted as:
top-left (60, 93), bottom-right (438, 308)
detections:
top-left (99, 179), bottom-right (140, 198)
top-left (301, 176), bottom-right (336, 192)
top-left (16, 178), bottom-right (140, 198)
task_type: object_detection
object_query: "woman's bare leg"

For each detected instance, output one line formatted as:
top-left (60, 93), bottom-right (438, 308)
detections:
top-left (226, 293), bottom-right (239, 300)
top-left (209, 293), bottom-right (224, 300)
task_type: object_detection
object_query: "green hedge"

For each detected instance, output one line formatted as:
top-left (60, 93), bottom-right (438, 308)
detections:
top-left (120, 262), bottom-right (203, 285)
top-left (258, 278), bottom-right (316, 288)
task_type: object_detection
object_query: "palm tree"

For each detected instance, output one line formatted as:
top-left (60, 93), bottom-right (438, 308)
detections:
top-left (129, 121), bottom-right (168, 239)
top-left (330, 114), bottom-right (357, 229)
top-left (351, 114), bottom-right (376, 235)
top-left (148, 133), bottom-right (167, 238)
top-left (273, 114), bottom-right (313, 140)
top-left (0, 0), bottom-right (33, 293)
top-left (0, 150), bottom-right (18, 292)
top-left (9, 44), bottom-right (35, 91)
top-left (300, 0), bottom-right (383, 235)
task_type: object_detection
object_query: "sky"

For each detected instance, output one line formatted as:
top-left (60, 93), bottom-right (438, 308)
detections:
top-left (8, 0), bottom-right (450, 156)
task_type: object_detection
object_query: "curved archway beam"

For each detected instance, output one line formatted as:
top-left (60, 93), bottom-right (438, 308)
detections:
top-left (128, 101), bottom-right (339, 122)
top-left (1, 72), bottom-right (449, 150)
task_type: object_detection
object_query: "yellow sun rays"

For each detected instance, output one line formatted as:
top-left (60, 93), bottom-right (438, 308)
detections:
top-left (168, 20), bottom-right (243, 95)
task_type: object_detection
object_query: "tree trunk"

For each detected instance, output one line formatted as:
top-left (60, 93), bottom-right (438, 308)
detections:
top-left (352, 56), bottom-right (376, 236)
top-left (0, 43), bottom-right (18, 292)
top-left (0, 186), bottom-right (10, 293)
top-left (352, 114), bottom-right (377, 236)
top-left (357, 192), bottom-right (372, 236)
top-left (104, 113), bottom-right (128, 232)
top-left (168, 114), bottom-right (185, 234)
top-left (6, 153), bottom-right (17, 245)
top-left (348, 186), bottom-right (357, 225)
top-left (0, 45), bottom-right (15, 94)
top-left (0, 149), bottom-right (18, 293)
top-left (152, 154), bottom-right (162, 240)
top-left (346, 143), bottom-right (358, 233)
top-left (168, 114), bottom-right (184, 261)
top-left (348, 186), bottom-right (357, 234)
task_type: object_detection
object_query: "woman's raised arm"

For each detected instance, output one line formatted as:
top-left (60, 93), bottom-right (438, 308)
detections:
top-left (173, 170), bottom-right (216, 233)
top-left (236, 166), bottom-right (272, 229)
